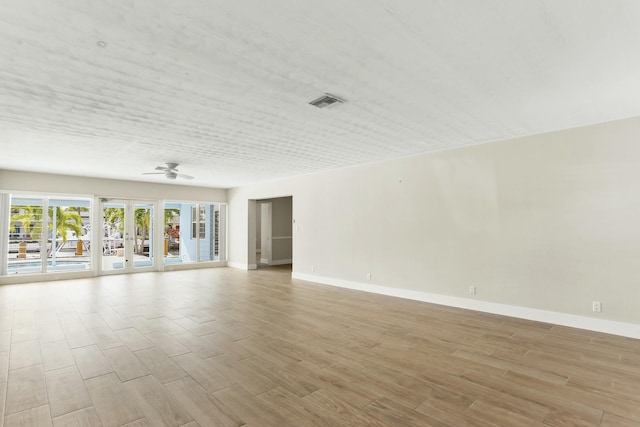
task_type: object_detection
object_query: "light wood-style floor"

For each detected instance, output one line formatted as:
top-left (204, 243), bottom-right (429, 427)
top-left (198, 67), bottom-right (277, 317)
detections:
top-left (1, 267), bottom-right (639, 426)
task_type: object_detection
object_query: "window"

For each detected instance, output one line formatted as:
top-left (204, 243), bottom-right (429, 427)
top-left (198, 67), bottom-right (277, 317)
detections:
top-left (6, 195), bottom-right (91, 275)
top-left (164, 202), bottom-right (226, 264)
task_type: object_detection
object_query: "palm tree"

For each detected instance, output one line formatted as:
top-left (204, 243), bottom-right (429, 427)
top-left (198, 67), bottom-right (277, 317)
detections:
top-left (9, 205), bottom-right (83, 256)
top-left (49, 207), bottom-right (83, 249)
top-left (9, 205), bottom-right (42, 240)
top-left (104, 207), bottom-right (154, 255)
top-left (104, 207), bottom-right (124, 236)
top-left (134, 207), bottom-right (151, 254)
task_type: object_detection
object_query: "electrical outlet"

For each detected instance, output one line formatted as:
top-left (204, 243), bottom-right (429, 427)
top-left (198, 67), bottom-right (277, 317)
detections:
top-left (366, 273), bottom-right (372, 281)
top-left (469, 286), bottom-right (477, 295)
top-left (592, 301), bottom-right (602, 312)
top-left (311, 265), bottom-right (315, 273)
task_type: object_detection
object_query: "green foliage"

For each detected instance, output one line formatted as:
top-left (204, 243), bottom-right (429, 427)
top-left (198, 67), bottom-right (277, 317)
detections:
top-left (104, 207), bottom-right (124, 235)
top-left (50, 207), bottom-right (83, 245)
top-left (10, 205), bottom-right (42, 237)
top-left (9, 205), bottom-right (84, 256)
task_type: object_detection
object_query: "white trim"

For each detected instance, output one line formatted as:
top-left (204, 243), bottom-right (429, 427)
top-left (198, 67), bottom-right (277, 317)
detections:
top-left (0, 193), bottom-right (9, 277)
top-left (163, 260), bottom-right (226, 272)
top-left (291, 273), bottom-right (640, 340)
top-left (228, 262), bottom-right (257, 270)
top-left (0, 270), bottom-right (94, 285)
top-left (270, 259), bottom-right (292, 266)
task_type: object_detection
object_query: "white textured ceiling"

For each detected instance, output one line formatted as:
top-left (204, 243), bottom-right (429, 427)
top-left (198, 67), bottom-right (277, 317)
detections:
top-left (2, 1), bottom-right (640, 188)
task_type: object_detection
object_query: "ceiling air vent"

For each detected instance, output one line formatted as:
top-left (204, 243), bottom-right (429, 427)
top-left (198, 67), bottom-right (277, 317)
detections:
top-left (309, 93), bottom-right (345, 108)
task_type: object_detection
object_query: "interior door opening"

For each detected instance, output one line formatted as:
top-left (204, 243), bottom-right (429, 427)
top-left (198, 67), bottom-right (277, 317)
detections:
top-left (254, 196), bottom-right (292, 270)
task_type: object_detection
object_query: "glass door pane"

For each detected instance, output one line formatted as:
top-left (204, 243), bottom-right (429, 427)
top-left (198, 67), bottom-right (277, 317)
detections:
top-left (8, 197), bottom-right (44, 274)
top-left (48, 199), bottom-right (91, 272)
top-left (198, 204), bottom-right (213, 261)
top-left (102, 203), bottom-right (125, 271)
top-left (164, 203), bottom-right (182, 264)
top-left (133, 203), bottom-right (153, 268)
top-left (101, 200), bottom-right (156, 274)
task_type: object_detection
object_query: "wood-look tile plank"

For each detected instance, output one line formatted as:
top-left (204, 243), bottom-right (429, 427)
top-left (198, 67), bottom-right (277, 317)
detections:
top-left (256, 387), bottom-right (331, 427)
top-left (62, 326), bottom-right (95, 350)
top-left (0, 331), bottom-right (11, 352)
top-left (97, 308), bottom-right (131, 331)
top-left (173, 318), bottom-right (216, 336)
top-left (543, 409), bottom-right (602, 427)
top-left (88, 328), bottom-right (123, 351)
top-left (41, 340), bottom-right (75, 373)
top-left (125, 375), bottom-right (193, 427)
top-left (467, 398), bottom-right (547, 427)
top-left (1, 380), bottom-right (6, 424)
top-left (164, 377), bottom-right (241, 427)
top-left (121, 419), bottom-right (151, 427)
top-left (9, 340), bottom-right (42, 370)
top-left (4, 404), bottom-right (53, 427)
top-left (79, 314), bottom-right (109, 330)
top-left (131, 317), bottom-right (184, 336)
top-left (84, 373), bottom-right (144, 427)
top-left (301, 389), bottom-right (388, 427)
top-left (36, 312), bottom-right (66, 343)
top-left (287, 360), bottom-right (379, 408)
top-left (134, 348), bottom-right (187, 384)
top-left (458, 369), bottom-right (603, 425)
top-left (10, 315), bottom-right (38, 343)
top-left (144, 332), bottom-right (189, 357)
top-left (234, 337), bottom-right (299, 368)
top-left (0, 315), bottom-right (12, 332)
top-left (71, 345), bottom-right (112, 380)
top-left (171, 353), bottom-right (234, 393)
top-left (241, 355), bottom-right (319, 398)
top-left (114, 328), bottom-right (154, 352)
top-left (193, 331), bottom-right (254, 361)
top-left (52, 407), bottom-right (103, 427)
top-left (45, 366), bottom-right (92, 417)
top-left (5, 365), bottom-right (48, 415)
top-left (363, 397), bottom-right (448, 427)
top-left (102, 346), bottom-right (149, 382)
top-left (212, 384), bottom-right (288, 427)
top-left (171, 332), bottom-right (222, 359)
top-left (0, 350), bottom-right (8, 383)
top-left (601, 412), bottom-right (638, 427)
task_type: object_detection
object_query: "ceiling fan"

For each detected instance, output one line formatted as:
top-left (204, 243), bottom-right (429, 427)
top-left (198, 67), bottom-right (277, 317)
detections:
top-left (143, 162), bottom-right (194, 180)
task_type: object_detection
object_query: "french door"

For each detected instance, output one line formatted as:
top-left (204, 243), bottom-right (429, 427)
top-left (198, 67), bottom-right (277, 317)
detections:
top-left (101, 199), bottom-right (156, 274)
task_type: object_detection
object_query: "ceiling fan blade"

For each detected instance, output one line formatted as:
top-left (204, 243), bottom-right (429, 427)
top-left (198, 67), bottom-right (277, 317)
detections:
top-left (155, 166), bottom-right (168, 171)
top-left (142, 172), bottom-right (165, 175)
top-left (178, 174), bottom-right (194, 180)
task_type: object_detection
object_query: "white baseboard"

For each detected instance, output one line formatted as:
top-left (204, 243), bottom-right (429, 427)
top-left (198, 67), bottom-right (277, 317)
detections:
top-left (270, 259), bottom-right (292, 266)
top-left (259, 258), bottom-right (292, 266)
top-left (163, 261), bottom-right (226, 272)
top-left (291, 272), bottom-right (640, 339)
top-left (228, 262), bottom-right (257, 270)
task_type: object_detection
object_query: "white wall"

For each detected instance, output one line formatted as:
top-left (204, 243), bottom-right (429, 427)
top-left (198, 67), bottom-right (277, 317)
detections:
top-left (268, 197), bottom-right (292, 263)
top-left (0, 170), bottom-right (227, 202)
top-left (228, 116), bottom-right (640, 335)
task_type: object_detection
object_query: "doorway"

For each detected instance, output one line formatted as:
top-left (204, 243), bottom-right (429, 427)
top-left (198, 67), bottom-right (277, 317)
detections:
top-left (101, 199), bottom-right (156, 274)
top-left (254, 196), bottom-right (292, 269)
